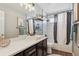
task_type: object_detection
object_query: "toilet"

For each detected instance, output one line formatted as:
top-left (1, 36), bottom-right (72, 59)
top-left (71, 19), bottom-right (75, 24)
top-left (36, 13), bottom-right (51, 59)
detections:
top-left (47, 42), bottom-right (62, 56)
top-left (47, 42), bottom-right (53, 54)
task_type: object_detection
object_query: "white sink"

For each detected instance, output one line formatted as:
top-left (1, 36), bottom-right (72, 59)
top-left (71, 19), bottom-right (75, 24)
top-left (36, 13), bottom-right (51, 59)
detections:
top-left (26, 35), bottom-right (45, 40)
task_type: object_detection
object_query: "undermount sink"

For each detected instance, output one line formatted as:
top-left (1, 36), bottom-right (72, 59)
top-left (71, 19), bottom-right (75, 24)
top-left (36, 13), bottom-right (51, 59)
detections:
top-left (34, 35), bottom-right (45, 39)
top-left (26, 35), bottom-right (45, 40)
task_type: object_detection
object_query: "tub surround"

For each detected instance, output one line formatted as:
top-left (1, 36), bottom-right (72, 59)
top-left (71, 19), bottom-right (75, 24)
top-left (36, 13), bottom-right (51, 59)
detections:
top-left (0, 35), bottom-right (47, 56)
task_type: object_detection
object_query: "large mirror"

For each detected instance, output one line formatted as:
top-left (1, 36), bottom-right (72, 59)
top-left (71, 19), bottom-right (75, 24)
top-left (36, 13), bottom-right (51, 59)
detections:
top-left (0, 10), bottom-right (5, 39)
top-left (27, 18), bottom-right (43, 36)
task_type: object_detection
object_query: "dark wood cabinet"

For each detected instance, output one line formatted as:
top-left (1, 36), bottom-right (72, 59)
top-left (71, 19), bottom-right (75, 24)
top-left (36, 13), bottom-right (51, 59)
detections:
top-left (14, 38), bottom-right (47, 56)
top-left (36, 39), bottom-right (47, 56)
top-left (36, 41), bottom-right (43, 56)
top-left (42, 39), bottom-right (47, 56)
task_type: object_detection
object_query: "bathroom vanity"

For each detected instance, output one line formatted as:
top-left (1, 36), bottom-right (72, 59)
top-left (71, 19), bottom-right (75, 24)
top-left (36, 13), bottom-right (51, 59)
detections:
top-left (15, 39), bottom-right (47, 56)
top-left (0, 35), bottom-right (47, 56)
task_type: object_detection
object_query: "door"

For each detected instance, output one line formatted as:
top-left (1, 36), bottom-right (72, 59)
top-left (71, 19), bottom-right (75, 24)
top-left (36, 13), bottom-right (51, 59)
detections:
top-left (73, 3), bottom-right (79, 56)
top-left (0, 10), bottom-right (5, 38)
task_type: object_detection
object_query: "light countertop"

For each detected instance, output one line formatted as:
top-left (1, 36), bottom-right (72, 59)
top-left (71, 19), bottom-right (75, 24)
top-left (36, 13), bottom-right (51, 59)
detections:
top-left (0, 35), bottom-right (47, 56)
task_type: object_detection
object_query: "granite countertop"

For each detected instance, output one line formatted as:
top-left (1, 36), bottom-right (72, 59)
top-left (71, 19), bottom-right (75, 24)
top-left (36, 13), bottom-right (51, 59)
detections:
top-left (0, 35), bottom-right (47, 56)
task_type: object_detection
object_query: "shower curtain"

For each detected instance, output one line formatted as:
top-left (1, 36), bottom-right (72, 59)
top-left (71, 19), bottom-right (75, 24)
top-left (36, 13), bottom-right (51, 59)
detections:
top-left (57, 12), bottom-right (67, 45)
top-left (57, 12), bottom-right (71, 45)
top-left (53, 12), bottom-right (72, 53)
top-left (43, 12), bottom-right (72, 53)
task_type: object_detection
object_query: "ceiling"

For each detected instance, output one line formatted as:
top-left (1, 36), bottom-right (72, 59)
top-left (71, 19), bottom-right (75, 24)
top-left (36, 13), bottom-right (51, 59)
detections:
top-left (38, 3), bottom-right (73, 14)
top-left (0, 3), bottom-right (73, 17)
top-left (0, 3), bottom-right (27, 15)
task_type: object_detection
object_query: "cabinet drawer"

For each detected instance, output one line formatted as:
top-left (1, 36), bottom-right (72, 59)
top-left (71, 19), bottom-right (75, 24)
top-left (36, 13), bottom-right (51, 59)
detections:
top-left (36, 41), bottom-right (43, 56)
top-left (29, 50), bottom-right (37, 56)
top-left (42, 39), bottom-right (47, 56)
top-left (26, 49), bottom-right (36, 55)
top-left (36, 41), bottom-right (43, 48)
top-left (24, 45), bottom-right (36, 56)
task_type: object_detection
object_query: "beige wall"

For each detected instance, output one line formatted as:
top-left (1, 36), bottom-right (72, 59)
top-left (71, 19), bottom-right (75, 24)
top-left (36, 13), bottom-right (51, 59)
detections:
top-left (5, 10), bottom-right (19, 38)
top-left (0, 5), bottom-right (25, 38)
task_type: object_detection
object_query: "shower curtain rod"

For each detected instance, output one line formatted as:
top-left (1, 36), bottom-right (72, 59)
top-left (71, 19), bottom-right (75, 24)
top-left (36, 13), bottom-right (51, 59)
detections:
top-left (45, 9), bottom-right (73, 17)
top-left (26, 9), bottom-right (73, 20)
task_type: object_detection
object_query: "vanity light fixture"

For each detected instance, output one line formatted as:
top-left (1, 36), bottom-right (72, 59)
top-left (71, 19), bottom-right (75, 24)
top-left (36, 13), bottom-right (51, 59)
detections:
top-left (34, 14), bottom-right (44, 21)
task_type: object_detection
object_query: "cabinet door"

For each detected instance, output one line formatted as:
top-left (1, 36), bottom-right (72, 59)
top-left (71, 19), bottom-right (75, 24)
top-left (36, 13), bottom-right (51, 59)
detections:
top-left (42, 39), bottom-right (47, 56)
top-left (36, 41), bottom-right (43, 56)
top-left (0, 10), bottom-right (5, 38)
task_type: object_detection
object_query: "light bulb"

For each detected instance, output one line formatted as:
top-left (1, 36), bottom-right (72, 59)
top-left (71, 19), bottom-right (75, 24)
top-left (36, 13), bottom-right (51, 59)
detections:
top-left (25, 6), bottom-right (28, 10)
top-left (28, 4), bottom-right (32, 8)
top-left (31, 7), bottom-right (35, 11)
top-left (20, 3), bottom-right (23, 7)
top-left (29, 7), bottom-right (35, 12)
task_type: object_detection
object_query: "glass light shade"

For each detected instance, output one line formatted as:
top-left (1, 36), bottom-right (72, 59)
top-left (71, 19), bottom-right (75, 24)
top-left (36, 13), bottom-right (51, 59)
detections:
top-left (20, 3), bottom-right (24, 7)
top-left (20, 3), bottom-right (35, 12)
top-left (25, 6), bottom-right (28, 10)
top-left (28, 6), bottom-right (35, 12)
